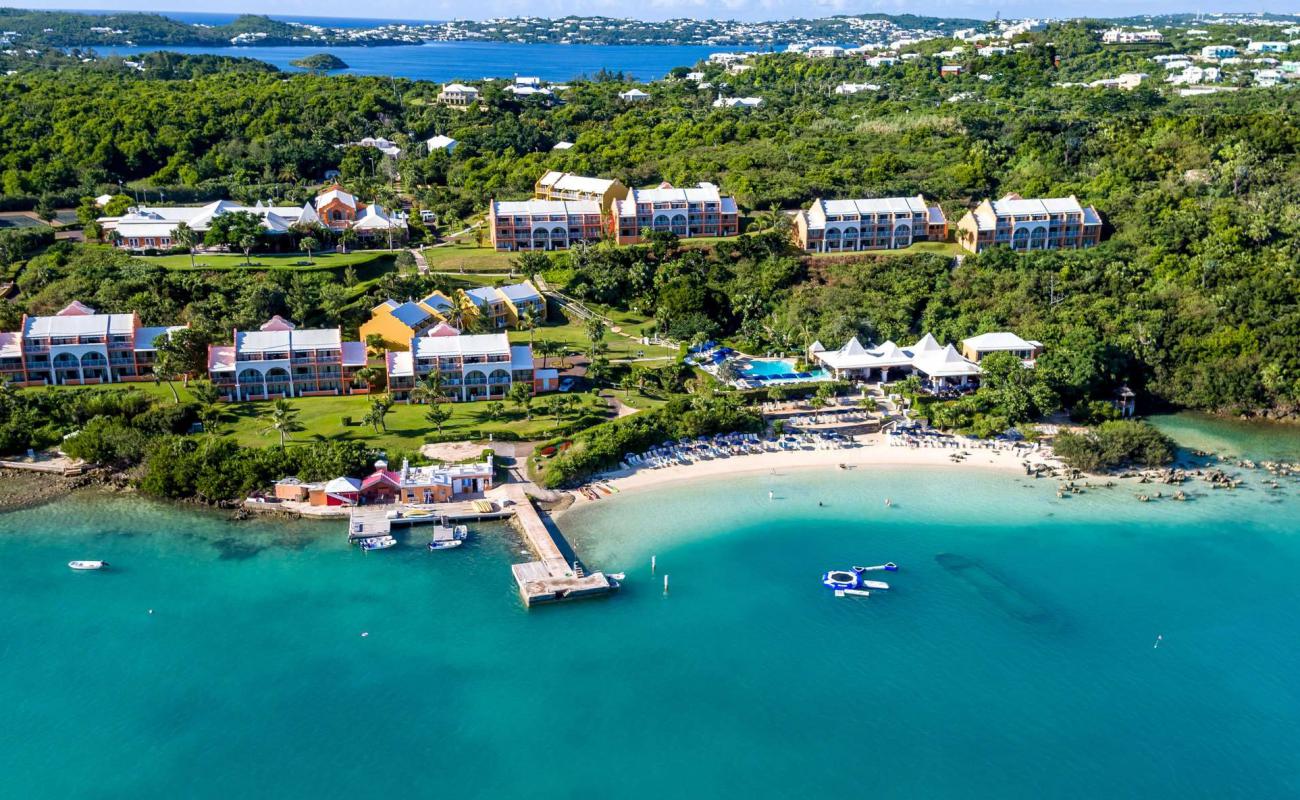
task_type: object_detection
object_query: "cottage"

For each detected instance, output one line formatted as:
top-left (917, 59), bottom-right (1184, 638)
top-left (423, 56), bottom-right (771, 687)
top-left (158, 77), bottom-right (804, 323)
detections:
top-left (960, 332), bottom-right (1043, 365)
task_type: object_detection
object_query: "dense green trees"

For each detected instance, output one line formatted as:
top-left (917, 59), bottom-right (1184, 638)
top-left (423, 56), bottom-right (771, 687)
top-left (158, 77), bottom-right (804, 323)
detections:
top-left (1053, 421), bottom-right (1177, 472)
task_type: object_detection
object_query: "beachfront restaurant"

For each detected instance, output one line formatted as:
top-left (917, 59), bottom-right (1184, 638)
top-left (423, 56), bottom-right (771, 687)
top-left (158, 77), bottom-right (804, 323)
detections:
top-left (809, 333), bottom-right (983, 392)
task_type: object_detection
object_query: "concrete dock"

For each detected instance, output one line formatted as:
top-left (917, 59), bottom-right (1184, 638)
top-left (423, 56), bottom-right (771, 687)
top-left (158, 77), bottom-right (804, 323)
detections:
top-left (345, 485), bottom-right (617, 607)
top-left (501, 484), bottom-right (618, 607)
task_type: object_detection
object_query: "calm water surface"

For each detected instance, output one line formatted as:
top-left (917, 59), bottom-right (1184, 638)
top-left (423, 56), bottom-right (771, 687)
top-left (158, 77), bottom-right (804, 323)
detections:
top-left (2, 413), bottom-right (1299, 798)
top-left (97, 41), bottom-right (725, 83)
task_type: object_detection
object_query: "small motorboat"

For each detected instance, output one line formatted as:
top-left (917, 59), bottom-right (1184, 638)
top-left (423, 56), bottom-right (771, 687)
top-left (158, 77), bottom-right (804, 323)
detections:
top-left (69, 560), bottom-right (107, 570)
top-left (428, 524), bottom-right (468, 551)
top-left (608, 572), bottom-right (626, 581)
top-left (359, 536), bottom-right (397, 551)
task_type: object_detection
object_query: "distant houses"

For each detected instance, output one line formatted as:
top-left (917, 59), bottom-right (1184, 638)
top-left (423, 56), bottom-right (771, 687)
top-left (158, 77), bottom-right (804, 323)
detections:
top-left (793, 196), bottom-right (947, 253)
top-left (712, 95), bottom-right (763, 108)
top-left (956, 194), bottom-right (1102, 254)
top-left (438, 83), bottom-right (479, 106)
top-left (426, 134), bottom-right (458, 154)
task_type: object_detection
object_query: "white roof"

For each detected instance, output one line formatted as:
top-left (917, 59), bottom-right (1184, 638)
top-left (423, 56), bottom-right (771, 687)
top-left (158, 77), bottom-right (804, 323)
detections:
top-left (552, 141), bottom-right (574, 150)
top-left (537, 171), bottom-right (619, 195)
top-left (818, 196), bottom-right (928, 217)
top-left (427, 134), bottom-right (457, 150)
top-left (412, 333), bottom-right (511, 359)
top-left (961, 332), bottom-right (1041, 352)
top-left (134, 325), bottom-right (186, 350)
top-left (323, 477), bottom-right (361, 494)
top-left (494, 198), bottom-right (601, 216)
top-left (621, 183), bottom-right (724, 215)
top-left (0, 331), bottom-right (21, 359)
top-left (24, 312), bottom-right (135, 339)
top-left (619, 88), bottom-right (650, 98)
top-left (236, 327), bottom-right (341, 355)
top-left (815, 338), bottom-right (913, 370)
top-left (442, 82), bottom-right (478, 93)
top-left (497, 281), bottom-right (541, 303)
top-left (911, 333), bottom-right (943, 353)
top-left (910, 344), bottom-right (982, 378)
top-left (988, 195), bottom-right (1085, 216)
top-left (316, 186), bottom-right (356, 209)
top-left (386, 350), bottom-right (414, 379)
top-left (352, 205), bottom-right (406, 231)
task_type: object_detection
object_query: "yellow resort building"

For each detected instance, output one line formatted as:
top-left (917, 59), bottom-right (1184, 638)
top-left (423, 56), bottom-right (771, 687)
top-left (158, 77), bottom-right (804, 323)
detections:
top-left (358, 291), bottom-right (457, 350)
top-left (533, 171), bottom-right (630, 214)
top-left (455, 280), bottom-right (546, 330)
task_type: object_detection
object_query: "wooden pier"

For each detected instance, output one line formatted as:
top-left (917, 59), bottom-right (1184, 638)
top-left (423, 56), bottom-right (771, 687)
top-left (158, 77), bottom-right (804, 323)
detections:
top-left (345, 486), bottom-right (618, 607)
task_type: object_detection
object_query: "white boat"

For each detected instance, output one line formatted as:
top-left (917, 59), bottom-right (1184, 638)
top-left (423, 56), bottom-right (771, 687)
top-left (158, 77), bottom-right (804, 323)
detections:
top-left (428, 524), bottom-right (468, 551)
top-left (608, 572), bottom-right (626, 581)
top-left (359, 536), bottom-right (397, 551)
top-left (68, 560), bottom-right (107, 570)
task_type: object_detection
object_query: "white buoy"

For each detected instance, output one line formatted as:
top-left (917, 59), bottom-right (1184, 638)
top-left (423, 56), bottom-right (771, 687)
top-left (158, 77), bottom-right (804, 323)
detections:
top-left (651, 555), bottom-right (656, 574)
top-left (663, 574), bottom-right (669, 594)
top-left (769, 490), bottom-right (774, 501)
top-left (1153, 634), bottom-right (1162, 649)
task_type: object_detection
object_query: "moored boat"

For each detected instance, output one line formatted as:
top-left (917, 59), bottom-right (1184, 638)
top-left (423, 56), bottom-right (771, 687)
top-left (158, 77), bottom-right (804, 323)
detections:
top-left (359, 535), bottom-right (397, 551)
top-left (428, 524), bottom-right (468, 551)
top-left (68, 560), bottom-right (108, 570)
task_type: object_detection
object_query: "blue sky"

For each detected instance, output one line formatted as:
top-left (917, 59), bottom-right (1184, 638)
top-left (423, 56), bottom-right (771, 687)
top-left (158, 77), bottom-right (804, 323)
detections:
top-left (19, 1), bottom-right (1300, 22)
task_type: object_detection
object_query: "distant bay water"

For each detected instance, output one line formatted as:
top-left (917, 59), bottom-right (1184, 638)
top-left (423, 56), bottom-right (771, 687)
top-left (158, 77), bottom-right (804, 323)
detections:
top-left (94, 40), bottom-right (729, 83)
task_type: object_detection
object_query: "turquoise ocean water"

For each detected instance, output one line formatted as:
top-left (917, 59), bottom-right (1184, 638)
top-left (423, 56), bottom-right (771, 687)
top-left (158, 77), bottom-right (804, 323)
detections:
top-left (95, 41), bottom-right (725, 83)
top-left (2, 414), bottom-right (1300, 798)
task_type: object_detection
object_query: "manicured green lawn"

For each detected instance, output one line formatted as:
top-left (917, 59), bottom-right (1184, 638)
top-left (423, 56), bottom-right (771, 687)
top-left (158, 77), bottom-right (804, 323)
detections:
top-left (141, 250), bottom-right (393, 271)
top-left (216, 392), bottom-right (610, 453)
top-left (421, 243), bottom-right (529, 273)
top-left (512, 317), bottom-right (678, 362)
top-left (40, 382), bottom-right (610, 453)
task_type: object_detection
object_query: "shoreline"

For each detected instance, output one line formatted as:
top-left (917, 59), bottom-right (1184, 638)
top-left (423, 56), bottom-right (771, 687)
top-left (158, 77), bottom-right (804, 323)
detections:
top-left (559, 433), bottom-right (1053, 512)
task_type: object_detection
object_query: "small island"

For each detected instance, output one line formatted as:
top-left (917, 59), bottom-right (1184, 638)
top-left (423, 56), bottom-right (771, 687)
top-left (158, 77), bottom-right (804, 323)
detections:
top-left (290, 53), bottom-right (349, 72)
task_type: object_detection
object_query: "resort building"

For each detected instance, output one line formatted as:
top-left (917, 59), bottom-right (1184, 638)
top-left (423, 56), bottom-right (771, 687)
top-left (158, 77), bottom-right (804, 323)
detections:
top-left (610, 182), bottom-right (740, 244)
top-left (810, 333), bottom-right (982, 392)
top-left (456, 280), bottom-right (546, 330)
top-left (956, 194), bottom-right (1103, 254)
top-left (793, 196), bottom-right (948, 252)
top-left (206, 316), bottom-right (368, 402)
top-left (438, 82), bottom-right (479, 106)
top-left (487, 199), bottom-right (604, 252)
top-left (385, 332), bottom-right (557, 402)
top-left (98, 185), bottom-right (406, 251)
top-left (618, 88), bottom-right (651, 102)
top-left (960, 332), bottom-right (1043, 365)
top-left (0, 301), bottom-right (185, 387)
top-left (533, 171), bottom-right (630, 214)
top-left (1200, 44), bottom-right (1237, 60)
top-left (358, 292), bottom-right (457, 350)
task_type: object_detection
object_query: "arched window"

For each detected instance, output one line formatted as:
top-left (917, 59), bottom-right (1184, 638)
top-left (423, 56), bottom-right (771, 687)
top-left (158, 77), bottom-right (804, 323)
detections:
top-left (488, 368), bottom-right (511, 386)
top-left (653, 214), bottom-right (671, 229)
top-left (1012, 227), bottom-right (1030, 250)
top-left (464, 370), bottom-right (487, 386)
top-left (893, 223), bottom-right (912, 247)
top-left (1030, 227), bottom-right (1047, 249)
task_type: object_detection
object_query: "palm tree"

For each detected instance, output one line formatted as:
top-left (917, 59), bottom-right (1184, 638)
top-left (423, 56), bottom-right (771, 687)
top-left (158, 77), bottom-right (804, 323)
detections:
top-left (535, 339), bottom-right (558, 368)
top-left (238, 233), bottom-right (257, 266)
top-left (353, 366), bottom-right (377, 391)
top-left (300, 235), bottom-right (320, 264)
top-left (338, 227), bottom-right (358, 254)
top-left (410, 370), bottom-right (446, 404)
top-left (364, 394), bottom-right (393, 433)
top-left (517, 308), bottom-right (538, 344)
top-left (172, 222), bottom-right (198, 268)
top-left (261, 398), bottom-right (303, 449)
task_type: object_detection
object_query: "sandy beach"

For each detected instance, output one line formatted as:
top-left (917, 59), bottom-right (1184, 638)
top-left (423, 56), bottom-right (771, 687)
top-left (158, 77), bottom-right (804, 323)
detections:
top-left (570, 433), bottom-right (1056, 505)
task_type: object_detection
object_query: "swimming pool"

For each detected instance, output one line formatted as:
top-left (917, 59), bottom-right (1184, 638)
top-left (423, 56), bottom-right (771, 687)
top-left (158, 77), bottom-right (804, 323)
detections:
top-left (739, 358), bottom-right (829, 382)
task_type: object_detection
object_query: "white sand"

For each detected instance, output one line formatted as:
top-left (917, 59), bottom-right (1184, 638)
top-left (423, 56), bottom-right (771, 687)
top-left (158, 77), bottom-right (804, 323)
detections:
top-left (570, 433), bottom-right (1057, 505)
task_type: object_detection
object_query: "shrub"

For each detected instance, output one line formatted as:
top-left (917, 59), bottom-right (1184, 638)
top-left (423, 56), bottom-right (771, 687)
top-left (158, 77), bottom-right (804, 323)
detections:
top-left (1052, 421), bottom-right (1176, 473)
